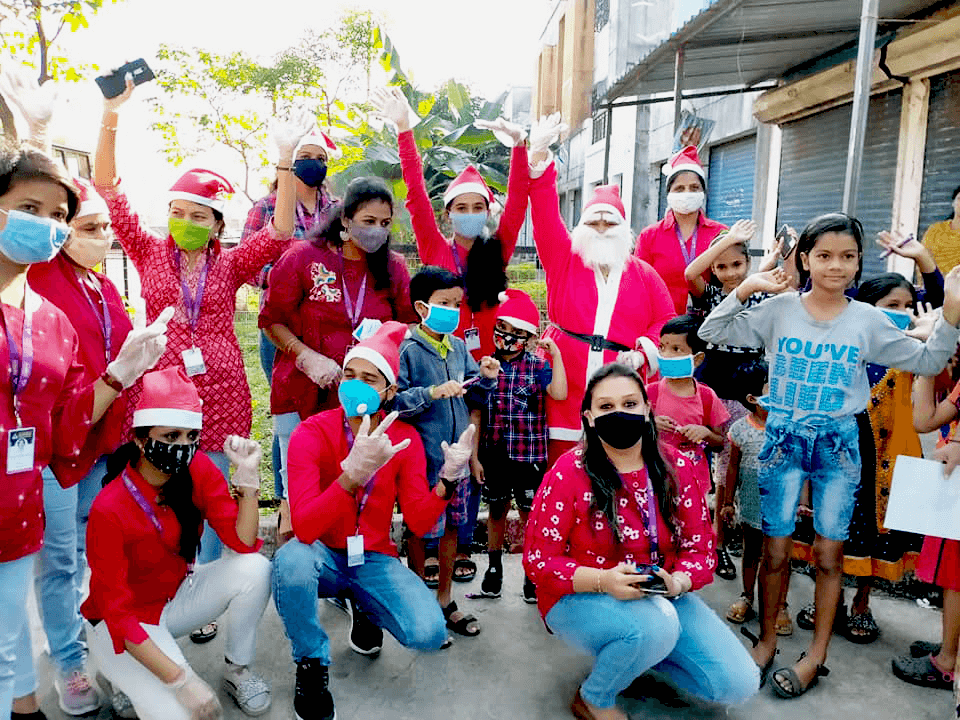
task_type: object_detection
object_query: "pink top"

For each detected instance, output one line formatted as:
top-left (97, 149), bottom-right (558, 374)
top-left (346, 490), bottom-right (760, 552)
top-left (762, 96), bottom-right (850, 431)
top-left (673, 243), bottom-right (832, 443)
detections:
top-left (81, 452), bottom-right (262, 653)
top-left (398, 130), bottom-right (528, 358)
top-left (97, 183), bottom-right (291, 452)
top-left (645, 379), bottom-right (729, 447)
top-left (523, 447), bottom-right (716, 624)
top-left (258, 241), bottom-right (417, 418)
top-left (635, 210), bottom-right (727, 315)
top-left (0, 293), bottom-right (94, 562)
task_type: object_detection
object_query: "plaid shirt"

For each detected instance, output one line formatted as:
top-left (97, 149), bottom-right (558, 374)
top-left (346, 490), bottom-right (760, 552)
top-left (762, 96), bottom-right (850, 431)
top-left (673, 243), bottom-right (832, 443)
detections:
top-left (483, 352), bottom-right (552, 463)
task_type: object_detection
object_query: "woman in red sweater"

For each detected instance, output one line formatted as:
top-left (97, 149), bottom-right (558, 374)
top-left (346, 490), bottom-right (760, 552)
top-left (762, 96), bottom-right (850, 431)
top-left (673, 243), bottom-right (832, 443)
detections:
top-left (523, 363), bottom-right (758, 720)
top-left (82, 368), bottom-right (273, 720)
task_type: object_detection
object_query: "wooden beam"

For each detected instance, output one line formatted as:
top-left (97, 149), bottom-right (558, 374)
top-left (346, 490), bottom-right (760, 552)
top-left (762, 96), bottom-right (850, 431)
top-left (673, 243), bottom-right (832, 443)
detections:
top-left (889, 77), bottom-right (930, 279)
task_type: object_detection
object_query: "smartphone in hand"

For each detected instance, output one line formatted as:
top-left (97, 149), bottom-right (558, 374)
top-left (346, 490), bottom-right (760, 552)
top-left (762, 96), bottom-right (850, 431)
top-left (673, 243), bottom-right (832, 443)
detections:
top-left (96, 58), bottom-right (154, 99)
top-left (777, 224), bottom-right (797, 259)
top-left (629, 564), bottom-right (670, 594)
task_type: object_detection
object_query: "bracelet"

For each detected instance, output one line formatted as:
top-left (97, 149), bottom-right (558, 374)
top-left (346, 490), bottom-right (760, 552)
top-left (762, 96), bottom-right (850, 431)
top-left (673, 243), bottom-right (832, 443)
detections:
top-left (595, 569), bottom-right (604, 594)
top-left (100, 369), bottom-right (124, 393)
top-left (276, 165), bottom-right (293, 171)
top-left (101, 124), bottom-right (117, 132)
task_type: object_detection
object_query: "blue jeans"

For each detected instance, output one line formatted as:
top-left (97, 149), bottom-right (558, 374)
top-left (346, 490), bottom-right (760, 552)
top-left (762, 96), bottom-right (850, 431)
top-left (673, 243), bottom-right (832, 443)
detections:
top-left (258, 330), bottom-right (284, 499)
top-left (35, 468), bottom-right (86, 674)
top-left (196, 451), bottom-right (230, 565)
top-left (272, 540), bottom-right (447, 665)
top-left (0, 554), bottom-right (36, 715)
top-left (546, 592), bottom-right (759, 709)
top-left (458, 477), bottom-right (481, 550)
top-left (758, 415), bottom-right (861, 541)
top-left (274, 412), bottom-right (301, 501)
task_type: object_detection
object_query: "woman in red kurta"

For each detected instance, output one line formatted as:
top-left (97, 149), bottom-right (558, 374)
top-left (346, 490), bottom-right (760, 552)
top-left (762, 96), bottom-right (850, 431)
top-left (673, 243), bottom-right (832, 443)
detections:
top-left (523, 363), bottom-right (757, 719)
top-left (635, 146), bottom-right (727, 315)
top-left (94, 81), bottom-right (295, 568)
top-left (0, 146), bottom-right (167, 719)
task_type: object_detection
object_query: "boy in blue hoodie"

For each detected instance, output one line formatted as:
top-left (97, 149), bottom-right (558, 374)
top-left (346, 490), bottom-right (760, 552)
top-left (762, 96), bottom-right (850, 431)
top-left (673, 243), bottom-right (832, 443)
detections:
top-left (395, 266), bottom-right (500, 639)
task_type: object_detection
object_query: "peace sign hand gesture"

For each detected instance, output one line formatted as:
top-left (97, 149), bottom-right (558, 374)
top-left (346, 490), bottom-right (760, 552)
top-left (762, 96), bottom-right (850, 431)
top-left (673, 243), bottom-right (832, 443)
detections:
top-left (340, 411), bottom-right (411, 489)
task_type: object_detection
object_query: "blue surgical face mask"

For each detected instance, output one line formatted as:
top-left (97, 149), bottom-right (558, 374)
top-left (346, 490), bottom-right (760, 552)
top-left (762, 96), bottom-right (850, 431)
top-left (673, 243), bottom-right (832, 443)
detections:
top-left (0, 209), bottom-right (70, 265)
top-left (338, 379), bottom-right (383, 417)
top-left (420, 302), bottom-right (460, 335)
top-left (450, 211), bottom-right (487, 239)
top-left (658, 354), bottom-right (696, 379)
top-left (881, 308), bottom-right (912, 331)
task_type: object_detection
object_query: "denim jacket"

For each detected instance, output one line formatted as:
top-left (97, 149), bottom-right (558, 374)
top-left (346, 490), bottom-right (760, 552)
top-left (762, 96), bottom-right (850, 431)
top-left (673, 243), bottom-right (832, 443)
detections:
top-left (394, 330), bottom-right (495, 485)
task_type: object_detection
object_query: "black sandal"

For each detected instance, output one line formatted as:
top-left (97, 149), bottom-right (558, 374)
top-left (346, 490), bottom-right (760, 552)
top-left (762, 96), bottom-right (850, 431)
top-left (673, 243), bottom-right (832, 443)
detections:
top-left (189, 622), bottom-right (217, 644)
top-left (716, 546), bottom-right (737, 580)
top-left (442, 601), bottom-right (480, 637)
top-left (844, 608), bottom-right (880, 644)
top-left (423, 558), bottom-right (440, 589)
top-left (796, 601), bottom-right (846, 633)
top-left (741, 627), bottom-right (778, 688)
top-left (452, 557), bottom-right (477, 583)
top-left (772, 653), bottom-right (829, 699)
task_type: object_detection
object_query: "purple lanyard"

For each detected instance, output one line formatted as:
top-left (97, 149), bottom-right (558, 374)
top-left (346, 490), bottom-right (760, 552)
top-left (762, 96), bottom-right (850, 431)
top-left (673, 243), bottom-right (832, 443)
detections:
top-left (295, 196), bottom-right (322, 234)
top-left (339, 252), bottom-right (367, 330)
top-left (174, 250), bottom-right (210, 336)
top-left (2, 289), bottom-right (34, 426)
top-left (451, 242), bottom-right (465, 276)
top-left (343, 417), bottom-right (375, 528)
top-left (637, 473), bottom-right (661, 564)
top-left (123, 470), bottom-right (195, 571)
top-left (80, 275), bottom-right (112, 364)
top-left (674, 223), bottom-right (698, 267)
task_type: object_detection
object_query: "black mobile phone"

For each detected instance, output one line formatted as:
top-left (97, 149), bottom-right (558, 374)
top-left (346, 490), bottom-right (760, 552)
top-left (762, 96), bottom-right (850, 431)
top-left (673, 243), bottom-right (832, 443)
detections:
top-left (777, 224), bottom-right (797, 258)
top-left (629, 565), bottom-right (670, 594)
top-left (96, 58), bottom-right (154, 99)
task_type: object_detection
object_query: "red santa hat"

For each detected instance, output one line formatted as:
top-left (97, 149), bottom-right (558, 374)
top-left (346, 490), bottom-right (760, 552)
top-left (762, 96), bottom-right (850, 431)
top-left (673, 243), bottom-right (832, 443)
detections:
top-left (662, 145), bottom-right (705, 181)
top-left (580, 184), bottom-right (626, 226)
top-left (342, 320), bottom-right (409, 385)
top-left (293, 127), bottom-right (342, 161)
top-left (133, 367), bottom-right (203, 429)
top-left (443, 166), bottom-right (495, 207)
top-left (496, 288), bottom-right (540, 335)
top-left (168, 169), bottom-right (234, 214)
top-left (72, 177), bottom-right (109, 220)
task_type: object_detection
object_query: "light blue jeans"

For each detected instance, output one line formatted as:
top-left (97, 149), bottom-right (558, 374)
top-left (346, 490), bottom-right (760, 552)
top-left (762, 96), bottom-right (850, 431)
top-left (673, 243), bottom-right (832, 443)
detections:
top-left (546, 592), bottom-right (759, 709)
top-left (196, 451), bottom-right (230, 565)
top-left (0, 554), bottom-right (36, 715)
top-left (274, 412), bottom-right (302, 501)
top-left (258, 330), bottom-right (284, 499)
top-left (272, 539), bottom-right (447, 665)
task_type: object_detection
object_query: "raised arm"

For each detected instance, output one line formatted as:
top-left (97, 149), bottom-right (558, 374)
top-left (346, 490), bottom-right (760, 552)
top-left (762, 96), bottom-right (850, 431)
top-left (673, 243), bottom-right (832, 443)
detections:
top-left (683, 220), bottom-right (756, 297)
top-left (528, 161), bottom-right (571, 279)
top-left (474, 118), bottom-right (532, 264)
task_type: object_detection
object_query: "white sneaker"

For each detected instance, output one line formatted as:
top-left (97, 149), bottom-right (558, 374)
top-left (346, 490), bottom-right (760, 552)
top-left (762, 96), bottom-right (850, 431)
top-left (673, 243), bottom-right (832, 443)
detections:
top-left (56, 668), bottom-right (101, 715)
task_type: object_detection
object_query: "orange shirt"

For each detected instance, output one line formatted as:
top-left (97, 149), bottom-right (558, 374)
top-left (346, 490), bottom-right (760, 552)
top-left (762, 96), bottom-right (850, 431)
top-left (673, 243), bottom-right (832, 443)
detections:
top-left (922, 220), bottom-right (960, 275)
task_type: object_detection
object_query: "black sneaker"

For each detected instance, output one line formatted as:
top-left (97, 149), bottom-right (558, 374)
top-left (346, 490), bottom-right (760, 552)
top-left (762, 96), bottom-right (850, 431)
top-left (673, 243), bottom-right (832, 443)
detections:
top-left (523, 576), bottom-right (538, 604)
top-left (294, 658), bottom-right (335, 720)
top-left (476, 566), bottom-right (503, 598)
top-left (348, 599), bottom-right (383, 656)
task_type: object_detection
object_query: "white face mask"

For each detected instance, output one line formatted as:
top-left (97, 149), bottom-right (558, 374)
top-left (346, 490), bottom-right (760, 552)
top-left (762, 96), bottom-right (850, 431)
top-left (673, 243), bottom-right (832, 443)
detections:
top-left (667, 191), bottom-right (705, 215)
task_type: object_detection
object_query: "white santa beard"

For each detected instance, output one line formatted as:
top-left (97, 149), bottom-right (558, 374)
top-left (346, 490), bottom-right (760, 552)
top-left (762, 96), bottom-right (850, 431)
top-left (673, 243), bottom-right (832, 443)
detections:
top-left (571, 223), bottom-right (634, 269)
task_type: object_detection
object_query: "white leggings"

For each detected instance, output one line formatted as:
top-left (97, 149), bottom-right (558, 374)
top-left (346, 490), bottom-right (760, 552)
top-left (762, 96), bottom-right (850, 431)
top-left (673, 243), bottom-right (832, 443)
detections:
top-left (87, 550), bottom-right (271, 720)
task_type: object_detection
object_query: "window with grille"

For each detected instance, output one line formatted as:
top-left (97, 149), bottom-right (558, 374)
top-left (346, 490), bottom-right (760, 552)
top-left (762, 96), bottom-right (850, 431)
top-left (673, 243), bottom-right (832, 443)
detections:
top-left (592, 111), bottom-right (607, 144)
top-left (595, 0), bottom-right (609, 31)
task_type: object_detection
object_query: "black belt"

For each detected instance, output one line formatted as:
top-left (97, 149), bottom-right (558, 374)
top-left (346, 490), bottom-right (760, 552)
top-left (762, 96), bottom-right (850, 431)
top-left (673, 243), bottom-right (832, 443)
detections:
top-left (556, 326), bottom-right (631, 353)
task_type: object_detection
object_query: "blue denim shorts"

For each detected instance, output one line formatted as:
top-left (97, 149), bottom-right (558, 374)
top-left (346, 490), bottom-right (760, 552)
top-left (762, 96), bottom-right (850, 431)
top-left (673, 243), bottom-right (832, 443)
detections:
top-left (757, 415), bottom-right (861, 541)
top-left (423, 476), bottom-right (472, 540)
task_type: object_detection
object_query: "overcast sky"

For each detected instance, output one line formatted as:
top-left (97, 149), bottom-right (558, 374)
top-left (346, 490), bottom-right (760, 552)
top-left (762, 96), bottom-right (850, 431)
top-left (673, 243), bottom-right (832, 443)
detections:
top-left (33, 0), bottom-right (552, 221)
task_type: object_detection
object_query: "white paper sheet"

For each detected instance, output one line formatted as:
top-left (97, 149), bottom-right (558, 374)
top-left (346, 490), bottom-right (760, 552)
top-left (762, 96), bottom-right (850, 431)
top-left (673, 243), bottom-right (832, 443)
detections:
top-left (884, 455), bottom-right (960, 541)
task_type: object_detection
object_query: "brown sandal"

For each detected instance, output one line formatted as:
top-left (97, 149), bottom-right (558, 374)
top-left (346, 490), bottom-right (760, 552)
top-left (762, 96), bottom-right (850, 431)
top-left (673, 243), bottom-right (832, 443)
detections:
top-left (776, 603), bottom-right (794, 636)
top-left (726, 595), bottom-right (756, 624)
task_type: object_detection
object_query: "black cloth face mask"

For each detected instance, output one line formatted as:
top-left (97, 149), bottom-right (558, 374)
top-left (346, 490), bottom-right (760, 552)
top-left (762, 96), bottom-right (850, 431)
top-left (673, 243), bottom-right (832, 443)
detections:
top-left (143, 437), bottom-right (198, 475)
top-left (592, 411), bottom-right (649, 450)
top-left (293, 157), bottom-right (328, 188)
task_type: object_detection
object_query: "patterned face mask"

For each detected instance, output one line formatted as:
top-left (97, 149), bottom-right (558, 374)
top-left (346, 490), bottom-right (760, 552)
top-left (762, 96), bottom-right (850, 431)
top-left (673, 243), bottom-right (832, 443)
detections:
top-left (143, 437), bottom-right (198, 475)
top-left (493, 328), bottom-right (528, 354)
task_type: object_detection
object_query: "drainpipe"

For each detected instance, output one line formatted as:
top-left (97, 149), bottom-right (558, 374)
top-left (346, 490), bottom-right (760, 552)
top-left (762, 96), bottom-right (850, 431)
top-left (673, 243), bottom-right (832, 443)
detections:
top-left (841, 0), bottom-right (879, 215)
top-left (673, 45), bottom-right (685, 133)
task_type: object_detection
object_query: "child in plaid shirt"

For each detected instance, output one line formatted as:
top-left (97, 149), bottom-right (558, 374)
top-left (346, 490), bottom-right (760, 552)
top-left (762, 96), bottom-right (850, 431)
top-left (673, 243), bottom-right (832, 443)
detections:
top-left (473, 290), bottom-right (567, 603)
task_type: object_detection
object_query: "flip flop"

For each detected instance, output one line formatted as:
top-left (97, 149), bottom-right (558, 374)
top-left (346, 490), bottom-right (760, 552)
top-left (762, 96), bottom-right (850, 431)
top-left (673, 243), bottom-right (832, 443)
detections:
top-left (452, 557), bottom-right (477, 583)
top-left (423, 558), bottom-right (440, 589)
top-left (772, 654), bottom-right (829, 699)
top-left (442, 601), bottom-right (480, 637)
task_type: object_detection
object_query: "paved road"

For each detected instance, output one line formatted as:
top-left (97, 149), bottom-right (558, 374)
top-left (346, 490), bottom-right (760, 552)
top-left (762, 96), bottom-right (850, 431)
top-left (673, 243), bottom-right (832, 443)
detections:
top-left (29, 553), bottom-right (949, 719)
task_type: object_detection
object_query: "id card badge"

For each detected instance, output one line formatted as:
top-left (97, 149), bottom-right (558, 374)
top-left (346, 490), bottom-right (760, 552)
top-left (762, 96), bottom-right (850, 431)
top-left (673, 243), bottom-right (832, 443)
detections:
top-left (182, 347), bottom-right (207, 377)
top-left (347, 534), bottom-right (365, 567)
top-left (7, 427), bottom-right (36, 474)
top-left (464, 327), bottom-right (481, 352)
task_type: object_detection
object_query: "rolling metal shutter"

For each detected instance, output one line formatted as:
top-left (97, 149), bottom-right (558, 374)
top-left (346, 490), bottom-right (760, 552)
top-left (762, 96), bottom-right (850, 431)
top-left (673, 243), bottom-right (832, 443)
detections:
top-left (776, 89), bottom-right (902, 280)
top-left (706, 135), bottom-right (757, 229)
top-left (918, 71), bottom-right (960, 242)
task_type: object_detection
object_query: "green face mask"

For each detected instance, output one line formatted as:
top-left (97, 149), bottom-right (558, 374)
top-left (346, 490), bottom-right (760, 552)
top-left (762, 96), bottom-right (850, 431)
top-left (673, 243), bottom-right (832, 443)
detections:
top-left (168, 217), bottom-right (213, 250)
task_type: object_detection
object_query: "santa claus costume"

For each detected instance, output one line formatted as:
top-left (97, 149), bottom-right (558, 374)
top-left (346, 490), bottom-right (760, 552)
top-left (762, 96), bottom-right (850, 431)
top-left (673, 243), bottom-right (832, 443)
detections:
top-left (528, 160), bottom-right (674, 465)
top-left (635, 146), bottom-right (727, 315)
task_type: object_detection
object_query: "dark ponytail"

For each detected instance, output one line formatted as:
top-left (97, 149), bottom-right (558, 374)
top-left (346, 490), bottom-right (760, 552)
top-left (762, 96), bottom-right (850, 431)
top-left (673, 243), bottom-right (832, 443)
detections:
top-left (102, 430), bottom-right (202, 563)
top-left (580, 363), bottom-right (678, 542)
top-left (463, 232), bottom-right (508, 312)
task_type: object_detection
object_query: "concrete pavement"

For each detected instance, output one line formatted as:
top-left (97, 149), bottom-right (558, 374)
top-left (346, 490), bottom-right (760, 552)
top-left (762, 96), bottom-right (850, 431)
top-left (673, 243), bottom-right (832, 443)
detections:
top-left (29, 552), bottom-right (950, 720)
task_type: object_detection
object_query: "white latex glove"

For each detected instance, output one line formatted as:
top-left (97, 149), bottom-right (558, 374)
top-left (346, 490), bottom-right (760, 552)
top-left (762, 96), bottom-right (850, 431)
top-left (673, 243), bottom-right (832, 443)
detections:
top-left (474, 117), bottom-right (527, 147)
top-left (340, 412), bottom-right (412, 485)
top-left (166, 667), bottom-right (222, 720)
top-left (270, 111), bottom-right (315, 162)
top-left (370, 86), bottom-right (420, 133)
top-left (106, 307), bottom-right (174, 389)
top-left (440, 424), bottom-right (476, 480)
top-left (616, 336), bottom-right (659, 378)
top-left (0, 67), bottom-right (57, 151)
top-left (224, 435), bottom-right (261, 490)
top-left (295, 347), bottom-right (341, 388)
top-left (529, 112), bottom-right (568, 156)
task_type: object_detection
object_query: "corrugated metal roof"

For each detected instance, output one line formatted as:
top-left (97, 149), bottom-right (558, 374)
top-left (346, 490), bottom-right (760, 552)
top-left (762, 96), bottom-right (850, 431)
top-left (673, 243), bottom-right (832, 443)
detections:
top-left (604, 0), bottom-right (944, 102)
